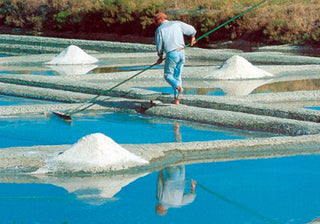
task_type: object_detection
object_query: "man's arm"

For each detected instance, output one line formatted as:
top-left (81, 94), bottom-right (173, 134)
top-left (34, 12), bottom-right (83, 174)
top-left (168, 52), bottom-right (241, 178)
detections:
top-left (156, 170), bottom-right (165, 200)
top-left (180, 22), bottom-right (197, 37)
top-left (190, 35), bottom-right (196, 47)
top-left (180, 180), bottom-right (197, 206)
top-left (155, 29), bottom-right (164, 64)
top-left (156, 56), bottom-right (163, 65)
top-left (191, 180), bottom-right (196, 193)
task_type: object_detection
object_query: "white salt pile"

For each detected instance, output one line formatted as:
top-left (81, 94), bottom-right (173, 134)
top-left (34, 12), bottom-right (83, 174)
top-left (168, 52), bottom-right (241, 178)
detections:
top-left (205, 55), bottom-right (273, 80)
top-left (34, 133), bottom-right (149, 173)
top-left (46, 45), bottom-right (98, 65)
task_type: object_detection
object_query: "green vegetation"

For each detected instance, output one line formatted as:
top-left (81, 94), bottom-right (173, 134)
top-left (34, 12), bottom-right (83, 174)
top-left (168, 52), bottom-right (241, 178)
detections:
top-left (0, 0), bottom-right (319, 46)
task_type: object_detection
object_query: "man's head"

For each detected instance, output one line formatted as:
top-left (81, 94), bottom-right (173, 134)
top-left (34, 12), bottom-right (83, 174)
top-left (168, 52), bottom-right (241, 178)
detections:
top-left (155, 12), bottom-right (167, 26)
top-left (155, 203), bottom-right (168, 216)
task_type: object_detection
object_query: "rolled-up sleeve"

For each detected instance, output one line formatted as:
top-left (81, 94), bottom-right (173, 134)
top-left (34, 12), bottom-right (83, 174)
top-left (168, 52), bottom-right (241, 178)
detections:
top-left (180, 22), bottom-right (197, 36)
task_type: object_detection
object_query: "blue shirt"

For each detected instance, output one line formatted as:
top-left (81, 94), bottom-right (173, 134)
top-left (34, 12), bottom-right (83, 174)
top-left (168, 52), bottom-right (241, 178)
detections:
top-left (155, 20), bottom-right (196, 56)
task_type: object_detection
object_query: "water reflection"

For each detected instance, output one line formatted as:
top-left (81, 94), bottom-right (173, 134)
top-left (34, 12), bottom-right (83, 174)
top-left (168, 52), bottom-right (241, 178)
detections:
top-left (37, 173), bottom-right (148, 205)
top-left (253, 79), bottom-right (320, 93)
top-left (155, 121), bottom-right (197, 216)
top-left (149, 78), bottom-right (320, 96)
top-left (48, 64), bottom-right (98, 76)
top-left (174, 122), bottom-right (182, 142)
top-left (198, 78), bottom-right (320, 95)
top-left (148, 78), bottom-right (273, 96)
top-left (1, 154), bottom-right (320, 223)
top-left (156, 165), bottom-right (197, 216)
top-left (204, 78), bottom-right (273, 96)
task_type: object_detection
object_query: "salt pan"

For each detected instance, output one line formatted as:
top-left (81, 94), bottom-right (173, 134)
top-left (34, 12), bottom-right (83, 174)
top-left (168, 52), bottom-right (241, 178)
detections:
top-left (205, 55), bottom-right (273, 80)
top-left (46, 45), bottom-right (98, 65)
top-left (35, 133), bottom-right (149, 173)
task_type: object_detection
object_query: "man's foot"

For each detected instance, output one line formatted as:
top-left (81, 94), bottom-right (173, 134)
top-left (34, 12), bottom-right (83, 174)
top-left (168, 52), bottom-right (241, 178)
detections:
top-left (176, 86), bottom-right (183, 100)
top-left (171, 98), bottom-right (180, 105)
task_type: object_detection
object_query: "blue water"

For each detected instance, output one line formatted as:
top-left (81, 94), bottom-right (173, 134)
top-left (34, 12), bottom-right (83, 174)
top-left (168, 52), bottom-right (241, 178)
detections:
top-left (306, 106), bottom-right (320, 110)
top-left (0, 111), bottom-right (272, 148)
top-left (0, 95), bottom-right (58, 106)
top-left (145, 87), bottom-right (226, 96)
top-left (0, 64), bottom-right (163, 76)
top-left (118, 64), bottom-right (163, 71)
top-left (0, 70), bottom-right (57, 76)
top-left (1, 154), bottom-right (320, 224)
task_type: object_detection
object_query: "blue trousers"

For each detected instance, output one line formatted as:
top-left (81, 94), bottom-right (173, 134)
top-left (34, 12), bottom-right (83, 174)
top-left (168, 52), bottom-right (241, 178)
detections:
top-left (164, 50), bottom-right (185, 98)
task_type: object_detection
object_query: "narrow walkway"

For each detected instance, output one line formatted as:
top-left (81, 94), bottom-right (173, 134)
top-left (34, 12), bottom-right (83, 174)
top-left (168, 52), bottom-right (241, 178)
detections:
top-left (1, 133), bottom-right (320, 174)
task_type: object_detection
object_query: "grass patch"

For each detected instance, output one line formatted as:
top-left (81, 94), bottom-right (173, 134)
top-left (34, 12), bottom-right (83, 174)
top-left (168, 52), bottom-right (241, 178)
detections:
top-left (0, 0), bottom-right (319, 46)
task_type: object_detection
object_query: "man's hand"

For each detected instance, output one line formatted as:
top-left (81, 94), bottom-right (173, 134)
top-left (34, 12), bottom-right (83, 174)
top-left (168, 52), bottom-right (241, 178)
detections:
top-left (156, 57), bottom-right (163, 65)
top-left (190, 36), bottom-right (196, 47)
top-left (191, 180), bottom-right (197, 193)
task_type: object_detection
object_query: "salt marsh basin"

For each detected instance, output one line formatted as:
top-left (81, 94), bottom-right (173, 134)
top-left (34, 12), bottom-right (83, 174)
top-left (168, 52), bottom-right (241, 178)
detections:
top-left (1, 34), bottom-right (320, 223)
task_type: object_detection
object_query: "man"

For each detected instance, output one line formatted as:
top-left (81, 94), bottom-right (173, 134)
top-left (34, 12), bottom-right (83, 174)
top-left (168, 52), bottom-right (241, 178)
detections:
top-left (155, 12), bottom-right (197, 105)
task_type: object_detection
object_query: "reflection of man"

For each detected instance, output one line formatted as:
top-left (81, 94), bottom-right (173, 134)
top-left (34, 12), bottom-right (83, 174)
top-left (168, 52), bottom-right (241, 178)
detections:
top-left (156, 165), bottom-right (196, 216)
top-left (174, 122), bottom-right (182, 143)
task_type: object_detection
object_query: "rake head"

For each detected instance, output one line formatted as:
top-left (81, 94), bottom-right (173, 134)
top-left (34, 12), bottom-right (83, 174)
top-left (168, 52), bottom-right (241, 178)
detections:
top-left (52, 111), bottom-right (72, 121)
